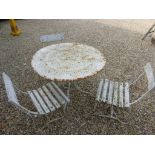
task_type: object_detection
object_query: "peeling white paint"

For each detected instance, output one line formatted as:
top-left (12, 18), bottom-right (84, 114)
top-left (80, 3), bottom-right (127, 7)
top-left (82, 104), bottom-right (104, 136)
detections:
top-left (32, 43), bottom-right (106, 81)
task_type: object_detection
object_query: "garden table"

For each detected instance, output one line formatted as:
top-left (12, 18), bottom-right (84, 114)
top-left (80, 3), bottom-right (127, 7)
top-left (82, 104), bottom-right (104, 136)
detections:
top-left (31, 43), bottom-right (106, 98)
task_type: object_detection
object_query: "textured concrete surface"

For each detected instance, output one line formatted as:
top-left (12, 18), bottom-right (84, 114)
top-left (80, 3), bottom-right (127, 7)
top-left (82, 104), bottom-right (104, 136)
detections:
top-left (0, 19), bottom-right (155, 134)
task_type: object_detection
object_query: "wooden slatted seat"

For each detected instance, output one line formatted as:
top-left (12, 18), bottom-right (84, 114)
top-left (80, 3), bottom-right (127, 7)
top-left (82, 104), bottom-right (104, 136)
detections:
top-left (95, 63), bottom-right (155, 122)
top-left (96, 79), bottom-right (130, 107)
top-left (2, 72), bottom-right (70, 117)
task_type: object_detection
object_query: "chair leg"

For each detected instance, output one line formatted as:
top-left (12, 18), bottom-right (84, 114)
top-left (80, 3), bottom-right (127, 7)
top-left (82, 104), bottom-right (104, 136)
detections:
top-left (93, 105), bottom-right (127, 124)
top-left (63, 103), bottom-right (68, 113)
top-left (67, 82), bottom-right (71, 99)
top-left (38, 113), bottom-right (64, 131)
top-left (110, 105), bottom-right (114, 117)
top-left (96, 114), bottom-right (126, 124)
top-left (62, 82), bottom-right (71, 113)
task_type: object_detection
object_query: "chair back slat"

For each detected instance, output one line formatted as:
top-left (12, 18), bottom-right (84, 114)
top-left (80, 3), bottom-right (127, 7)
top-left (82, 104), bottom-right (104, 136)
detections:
top-left (101, 79), bottom-right (109, 102)
top-left (51, 82), bottom-right (70, 103)
top-left (119, 83), bottom-right (124, 107)
top-left (28, 91), bottom-right (45, 114)
top-left (46, 83), bottom-right (66, 105)
top-left (2, 73), bottom-right (19, 105)
top-left (108, 81), bottom-right (114, 104)
top-left (96, 79), bottom-right (104, 101)
top-left (124, 82), bottom-right (130, 107)
top-left (42, 85), bottom-right (61, 109)
top-left (32, 90), bottom-right (50, 113)
top-left (112, 82), bottom-right (118, 106)
top-left (144, 63), bottom-right (155, 90)
top-left (38, 88), bottom-right (55, 112)
top-left (40, 34), bottom-right (64, 42)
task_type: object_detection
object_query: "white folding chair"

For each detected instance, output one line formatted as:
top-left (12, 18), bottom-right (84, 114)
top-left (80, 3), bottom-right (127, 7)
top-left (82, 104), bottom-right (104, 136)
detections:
top-left (2, 72), bottom-right (70, 117)
top-left (40, 33), bottom-right (64, 47)
top-left (95, 63), bottom-right (155, 122)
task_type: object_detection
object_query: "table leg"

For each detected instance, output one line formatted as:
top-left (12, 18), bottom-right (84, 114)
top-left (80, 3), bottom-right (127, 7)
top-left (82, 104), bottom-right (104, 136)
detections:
top-left (110, 105), bottom-right (114, 117)
top-left (67, 82), bottom-right (71, 98)
top-left (61, 81), bottom-right (95, 100)
top-left (73, 82), bottom-right (94, 97)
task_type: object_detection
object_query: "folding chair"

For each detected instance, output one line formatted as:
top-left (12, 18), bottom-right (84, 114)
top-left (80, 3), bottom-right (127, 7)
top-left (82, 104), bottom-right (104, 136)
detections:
top-left (40, 33), bottom-right (64, 47)
top-left (2, 72), bottom-right (70, 117)
top-left (95, 63), bottom-right (155, 122)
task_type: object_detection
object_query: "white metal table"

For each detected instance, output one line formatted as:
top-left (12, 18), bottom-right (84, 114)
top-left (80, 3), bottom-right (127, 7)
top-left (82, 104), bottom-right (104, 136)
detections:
top-left (32, 43), bottom-right (106, 98)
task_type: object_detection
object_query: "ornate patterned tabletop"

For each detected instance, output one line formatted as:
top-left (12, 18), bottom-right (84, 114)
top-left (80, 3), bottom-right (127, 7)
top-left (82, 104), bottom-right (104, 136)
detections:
top-left (32, 43), bottom-right (106, 81)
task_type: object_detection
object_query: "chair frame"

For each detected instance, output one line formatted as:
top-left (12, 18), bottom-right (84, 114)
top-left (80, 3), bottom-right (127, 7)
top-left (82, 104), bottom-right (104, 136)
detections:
top-left (2, 72), bottom-right (70, 118)
top-left (94, 63), bottom-right (155, 123)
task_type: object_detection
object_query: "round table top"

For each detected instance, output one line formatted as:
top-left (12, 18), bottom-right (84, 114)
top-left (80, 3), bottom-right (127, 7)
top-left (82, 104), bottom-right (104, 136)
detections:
top-left (31, 43), bottom-right (106, 81)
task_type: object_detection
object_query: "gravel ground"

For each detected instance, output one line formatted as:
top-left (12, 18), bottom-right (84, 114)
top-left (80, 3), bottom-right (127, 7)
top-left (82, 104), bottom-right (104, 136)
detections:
top-left (0, 19), bottom-right (155, 135)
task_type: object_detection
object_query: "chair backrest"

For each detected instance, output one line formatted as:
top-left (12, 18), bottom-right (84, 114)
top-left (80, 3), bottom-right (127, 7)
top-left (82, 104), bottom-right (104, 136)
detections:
top-left (2, 72), bottom-right (19, 105)
top-left (40, 33), bottom-right (64, 43)
top-left (144, 63), bottom-right (155, 90)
